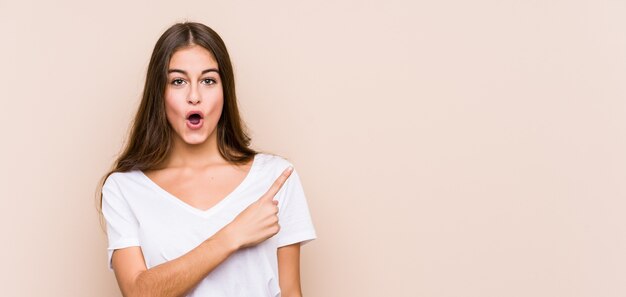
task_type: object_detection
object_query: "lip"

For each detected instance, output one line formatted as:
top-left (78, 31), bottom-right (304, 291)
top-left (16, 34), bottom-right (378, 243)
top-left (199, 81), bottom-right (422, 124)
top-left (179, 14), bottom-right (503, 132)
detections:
top-left (186, 110), bottom-right (204, 119)
top-left (185, 110), bottom-right (204, 130)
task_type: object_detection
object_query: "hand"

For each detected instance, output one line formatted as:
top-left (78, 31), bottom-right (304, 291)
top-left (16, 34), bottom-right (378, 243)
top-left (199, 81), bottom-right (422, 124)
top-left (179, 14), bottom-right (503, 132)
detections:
top-left (219, 166), bottom-right (294, 250)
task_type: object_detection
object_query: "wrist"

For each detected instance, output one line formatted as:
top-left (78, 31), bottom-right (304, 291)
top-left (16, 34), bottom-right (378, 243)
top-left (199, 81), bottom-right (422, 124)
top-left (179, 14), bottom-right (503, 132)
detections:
top-left (214, 225), bottom-right (241, 253)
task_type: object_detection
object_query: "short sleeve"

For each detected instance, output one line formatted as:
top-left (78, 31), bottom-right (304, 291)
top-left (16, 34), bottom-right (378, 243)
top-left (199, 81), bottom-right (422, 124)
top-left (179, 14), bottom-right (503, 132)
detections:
top-left (275, 166), bottom-right (318, 248)
top-left (101, 173), bottom-right (141, 271)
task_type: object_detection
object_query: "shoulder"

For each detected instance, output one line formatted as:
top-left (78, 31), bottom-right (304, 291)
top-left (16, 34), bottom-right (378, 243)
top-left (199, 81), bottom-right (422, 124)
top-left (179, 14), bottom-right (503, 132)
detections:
top-left (103, 170), bottom-right (144, 191)
top-left (101, 170), bottom-right (147, 207)
top-left (255, 152), bottom-right (296, 172)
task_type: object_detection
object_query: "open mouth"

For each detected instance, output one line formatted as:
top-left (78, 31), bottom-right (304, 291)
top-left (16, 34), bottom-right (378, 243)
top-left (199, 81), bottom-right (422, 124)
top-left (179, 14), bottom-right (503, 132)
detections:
top-left (187, 113), bottom-right (203, 125)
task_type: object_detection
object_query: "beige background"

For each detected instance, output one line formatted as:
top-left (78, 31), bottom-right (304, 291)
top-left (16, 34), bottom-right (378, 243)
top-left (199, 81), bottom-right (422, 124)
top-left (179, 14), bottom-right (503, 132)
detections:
top-left (1, 0), bottom-right (625, 296)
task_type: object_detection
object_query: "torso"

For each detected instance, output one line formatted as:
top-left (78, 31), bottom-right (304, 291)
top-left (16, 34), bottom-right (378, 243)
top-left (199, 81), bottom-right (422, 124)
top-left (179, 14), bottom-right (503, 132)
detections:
top-left (142, 158), bottom-right (254, 212)
top-left (103, 152), bottom-right (316, 295)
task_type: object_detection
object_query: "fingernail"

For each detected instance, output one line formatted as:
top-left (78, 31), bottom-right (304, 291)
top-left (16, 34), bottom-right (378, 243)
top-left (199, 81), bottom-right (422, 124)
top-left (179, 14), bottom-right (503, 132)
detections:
top-left (287, 166), bottom-right (294, 172)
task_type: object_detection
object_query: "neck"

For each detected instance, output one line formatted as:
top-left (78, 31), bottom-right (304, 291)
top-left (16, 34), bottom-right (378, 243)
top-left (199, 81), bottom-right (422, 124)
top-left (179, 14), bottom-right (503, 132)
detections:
top-left (163, 131), bottom-right (225, 170)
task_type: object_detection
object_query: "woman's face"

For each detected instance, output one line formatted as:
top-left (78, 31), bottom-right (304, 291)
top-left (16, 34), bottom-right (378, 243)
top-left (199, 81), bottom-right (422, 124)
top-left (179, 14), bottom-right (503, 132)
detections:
top-left (164, 44), bottom-right (223, 145)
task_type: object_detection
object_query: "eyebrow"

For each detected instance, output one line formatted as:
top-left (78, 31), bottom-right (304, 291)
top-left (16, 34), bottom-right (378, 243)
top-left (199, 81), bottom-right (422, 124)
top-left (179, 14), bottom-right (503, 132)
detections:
top-left (167, 68), bottom-right (219, 75)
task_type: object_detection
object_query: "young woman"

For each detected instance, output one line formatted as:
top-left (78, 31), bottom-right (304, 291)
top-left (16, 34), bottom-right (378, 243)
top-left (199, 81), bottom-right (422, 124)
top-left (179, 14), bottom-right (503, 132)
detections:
top-left (96, 21), bottom-right (317, 297)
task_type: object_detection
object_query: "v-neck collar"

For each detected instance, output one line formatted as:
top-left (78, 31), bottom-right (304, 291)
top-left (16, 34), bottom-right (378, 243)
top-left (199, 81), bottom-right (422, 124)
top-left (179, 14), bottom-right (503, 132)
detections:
top-left (137, 153), bottom-right (260, 218)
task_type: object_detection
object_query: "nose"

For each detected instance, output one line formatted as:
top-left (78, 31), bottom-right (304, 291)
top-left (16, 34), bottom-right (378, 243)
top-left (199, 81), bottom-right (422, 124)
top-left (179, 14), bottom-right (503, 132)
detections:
top-left (187, 85), bottom-right (201, 104)
top-left (188, 96), bottom-right (200, 104)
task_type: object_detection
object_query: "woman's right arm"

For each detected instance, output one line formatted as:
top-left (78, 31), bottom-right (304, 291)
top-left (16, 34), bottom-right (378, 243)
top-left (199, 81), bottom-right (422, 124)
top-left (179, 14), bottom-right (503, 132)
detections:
top-left (110, 166), bottom-right (294, 297)
top-left (111, 229), bottom-right (238, 297)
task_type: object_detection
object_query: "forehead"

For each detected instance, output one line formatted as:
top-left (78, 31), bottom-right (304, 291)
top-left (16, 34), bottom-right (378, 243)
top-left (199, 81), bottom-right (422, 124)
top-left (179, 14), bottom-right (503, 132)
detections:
top-left (168, 45), bottom-right (218, 72)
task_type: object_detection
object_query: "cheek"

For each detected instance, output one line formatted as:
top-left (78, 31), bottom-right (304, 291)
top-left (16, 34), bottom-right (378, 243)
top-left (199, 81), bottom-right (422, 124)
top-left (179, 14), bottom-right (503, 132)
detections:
top-left (207, 94), bottom-right (224, 121)
top-left (164, 92), bottom-right (184, 121)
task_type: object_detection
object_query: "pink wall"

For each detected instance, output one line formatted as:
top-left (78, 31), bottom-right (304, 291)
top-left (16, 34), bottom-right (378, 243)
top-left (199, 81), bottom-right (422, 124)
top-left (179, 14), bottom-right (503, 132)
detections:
top-left (1, 0), bottom-right (625, 296)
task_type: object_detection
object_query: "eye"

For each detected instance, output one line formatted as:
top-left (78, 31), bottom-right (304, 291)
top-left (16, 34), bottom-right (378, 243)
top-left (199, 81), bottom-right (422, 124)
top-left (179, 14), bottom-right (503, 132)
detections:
top-left (171, 78), bottom-right (185, 86)
top-left (202, 78), bottom-right (217, 85)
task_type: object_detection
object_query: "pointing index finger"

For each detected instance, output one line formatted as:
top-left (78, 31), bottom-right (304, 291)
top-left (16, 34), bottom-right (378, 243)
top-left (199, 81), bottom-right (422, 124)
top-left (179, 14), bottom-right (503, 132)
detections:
top-left (263, 166), bottom-right (294, 201)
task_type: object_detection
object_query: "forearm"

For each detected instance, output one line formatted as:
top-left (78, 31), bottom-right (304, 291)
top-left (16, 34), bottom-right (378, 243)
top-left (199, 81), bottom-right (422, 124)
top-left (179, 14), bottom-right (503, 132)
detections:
top-left (131, 231), bottom-right (239, 297)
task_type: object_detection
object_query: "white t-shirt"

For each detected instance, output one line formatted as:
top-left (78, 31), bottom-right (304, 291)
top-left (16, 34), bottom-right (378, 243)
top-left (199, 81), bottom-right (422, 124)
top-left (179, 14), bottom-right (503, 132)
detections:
top-left (102, 153), bottom-right (317, 297)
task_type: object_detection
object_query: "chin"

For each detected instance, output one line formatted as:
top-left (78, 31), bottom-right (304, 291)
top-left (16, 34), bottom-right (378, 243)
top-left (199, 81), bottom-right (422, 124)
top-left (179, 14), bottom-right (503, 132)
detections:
top-left (181, 133), bottom-right (209, 145)
top-left (186, 138), bottom-right (208, 145)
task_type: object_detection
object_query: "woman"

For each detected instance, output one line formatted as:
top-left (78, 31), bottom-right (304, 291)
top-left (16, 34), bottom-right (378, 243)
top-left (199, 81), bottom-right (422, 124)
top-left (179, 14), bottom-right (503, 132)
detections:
top-left (96, 21), bottom-right (317, 297)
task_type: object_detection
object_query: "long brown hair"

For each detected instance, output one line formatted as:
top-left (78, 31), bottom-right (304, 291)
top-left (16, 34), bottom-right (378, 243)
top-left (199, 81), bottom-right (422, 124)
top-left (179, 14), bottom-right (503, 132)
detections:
top-left (95, 21), bottom-right (264, 230)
